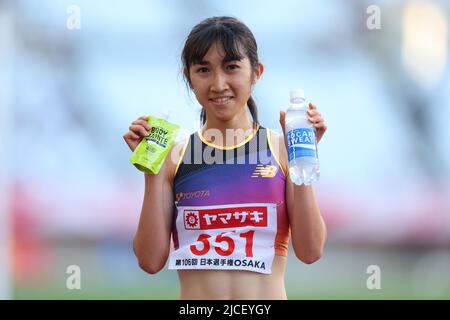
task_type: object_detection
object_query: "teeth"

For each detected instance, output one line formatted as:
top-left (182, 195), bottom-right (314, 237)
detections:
top-left (212, 97), bottom-right (231, 103)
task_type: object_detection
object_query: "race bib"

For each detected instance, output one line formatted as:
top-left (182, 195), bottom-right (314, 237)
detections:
top-left (168, 203), bottom-right (278, 274)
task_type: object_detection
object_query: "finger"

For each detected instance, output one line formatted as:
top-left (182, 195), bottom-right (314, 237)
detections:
top-left (308, 116), bottom-right (323, 124)
top-left (138, 115), bottom-right (150, 121)
top-left (132, 119), bottom-right (151, 130)
top-left (124, 131), bottom-right (140, 140)
top-left (279, 111), bottom-right (286, 134)
top-left (129, 124), bottom-right (149, 137)
top-left (308, 103), bottom-right (317, 110)
top-left (307, 110), bottom-right (320, 117)
top-left (313, 122), bottom-right (327, 130)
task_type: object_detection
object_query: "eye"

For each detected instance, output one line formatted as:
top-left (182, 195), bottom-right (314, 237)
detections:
top-left (196, 67), bottom-right (209, 73)
top-left (227, 64), bottom-right (240, 70)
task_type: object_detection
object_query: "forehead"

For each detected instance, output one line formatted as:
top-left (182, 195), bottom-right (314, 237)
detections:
top-left (193, 42), bottom-right (248, 65)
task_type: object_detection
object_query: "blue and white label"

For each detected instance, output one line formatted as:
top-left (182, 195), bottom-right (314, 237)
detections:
top-left (286, 128), bottom-right (317, 161)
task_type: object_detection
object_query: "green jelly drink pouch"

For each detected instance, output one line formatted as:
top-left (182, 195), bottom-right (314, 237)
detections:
top-left (130, 116), bottom-right (180, 174)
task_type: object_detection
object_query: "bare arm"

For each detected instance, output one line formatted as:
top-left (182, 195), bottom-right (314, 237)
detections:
top-left (286, 178), bottom-right (327, 264)
top-left (278, 103), bottom-right (328, 264)
top-left (132, 160), bottom-right (174, 274)
top-left (123, 115), bottom-right (175, 274)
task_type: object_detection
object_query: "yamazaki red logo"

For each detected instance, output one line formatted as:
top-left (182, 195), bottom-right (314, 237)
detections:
top-left (184, 206), bottom-right (267, 230)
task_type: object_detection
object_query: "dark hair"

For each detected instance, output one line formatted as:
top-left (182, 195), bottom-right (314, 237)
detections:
top-left (181, 16), bottom-right (260, 129)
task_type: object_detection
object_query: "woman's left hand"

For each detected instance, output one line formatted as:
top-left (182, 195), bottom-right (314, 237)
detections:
top-left (279, 103), bottom-right (327, 148)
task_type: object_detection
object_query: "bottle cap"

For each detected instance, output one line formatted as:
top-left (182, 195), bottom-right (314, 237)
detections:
top-left (290, 89), bottom-right (305, 102)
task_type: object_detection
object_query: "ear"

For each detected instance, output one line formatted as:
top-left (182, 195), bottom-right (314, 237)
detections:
top-left (253, 63), bottom-right (264, 84)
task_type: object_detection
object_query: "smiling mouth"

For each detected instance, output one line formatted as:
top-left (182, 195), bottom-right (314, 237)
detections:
top-left (210, 96), bottom-right (233, 105)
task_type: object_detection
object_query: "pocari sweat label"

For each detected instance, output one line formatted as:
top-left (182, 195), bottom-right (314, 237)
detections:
top-left (287, 128), bottom-right (317, 161)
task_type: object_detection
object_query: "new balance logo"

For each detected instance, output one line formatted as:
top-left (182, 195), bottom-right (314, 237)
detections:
top-left (251, 165), bottom-right (278, 178)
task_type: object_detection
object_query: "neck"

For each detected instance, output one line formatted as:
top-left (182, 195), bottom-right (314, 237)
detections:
top-left (201, 109), bottom-right (257, 147)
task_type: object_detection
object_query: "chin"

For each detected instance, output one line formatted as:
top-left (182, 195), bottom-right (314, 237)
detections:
top-left (214, 113), bottom-right (233, 122)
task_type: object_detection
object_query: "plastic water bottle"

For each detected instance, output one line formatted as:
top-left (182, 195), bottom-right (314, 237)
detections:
top-left (285, 89), bottom-right (320, 185)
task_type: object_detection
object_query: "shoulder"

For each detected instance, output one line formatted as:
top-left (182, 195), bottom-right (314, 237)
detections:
top-left (266, 128), bottom-right (288, 177)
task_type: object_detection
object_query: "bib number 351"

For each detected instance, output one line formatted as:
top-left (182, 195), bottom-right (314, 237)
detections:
top-left (190, 230), bottom-right (255, 257)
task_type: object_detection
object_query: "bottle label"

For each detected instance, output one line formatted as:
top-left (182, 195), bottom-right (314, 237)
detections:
top-left (146, 126), bottom-right (170, 148)
top-left (286, 128), bottom-right (317, 161)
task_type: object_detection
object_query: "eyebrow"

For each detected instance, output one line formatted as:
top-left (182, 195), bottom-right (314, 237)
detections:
top-left (194, 56), bottom-right (243, 66)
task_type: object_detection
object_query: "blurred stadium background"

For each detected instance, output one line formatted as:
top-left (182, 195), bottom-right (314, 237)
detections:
top-left (1, 0), bottom-right (449, 299)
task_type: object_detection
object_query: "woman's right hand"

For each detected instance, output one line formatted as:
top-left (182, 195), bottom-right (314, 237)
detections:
top-left (123, 115), bottom-right (152, 152)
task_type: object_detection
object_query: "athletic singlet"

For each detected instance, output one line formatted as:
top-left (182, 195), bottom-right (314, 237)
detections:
top-left (167, 125), bottom-right (290, 274)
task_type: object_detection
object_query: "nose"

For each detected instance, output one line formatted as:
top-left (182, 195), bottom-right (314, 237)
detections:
top-left (210, 71), bottom-right (229, 92)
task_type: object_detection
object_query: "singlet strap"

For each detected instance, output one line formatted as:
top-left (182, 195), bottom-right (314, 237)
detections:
top-left (173, 136), bottom-right (191, 178)
top-left (266, 128), bottom-right (286, 177)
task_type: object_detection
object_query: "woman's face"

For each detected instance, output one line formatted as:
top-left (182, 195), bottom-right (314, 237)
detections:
top-left (188, 42), bottom-right (262, 123)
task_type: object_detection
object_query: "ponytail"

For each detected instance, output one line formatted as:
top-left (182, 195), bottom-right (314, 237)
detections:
top-left (247, 96), bottom-right (259, 130)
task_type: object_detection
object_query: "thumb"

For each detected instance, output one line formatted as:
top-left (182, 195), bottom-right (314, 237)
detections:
top-left (279, 111), bottom-right (285, 124)
top-left (279, 111), bottom-right (286, 136)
